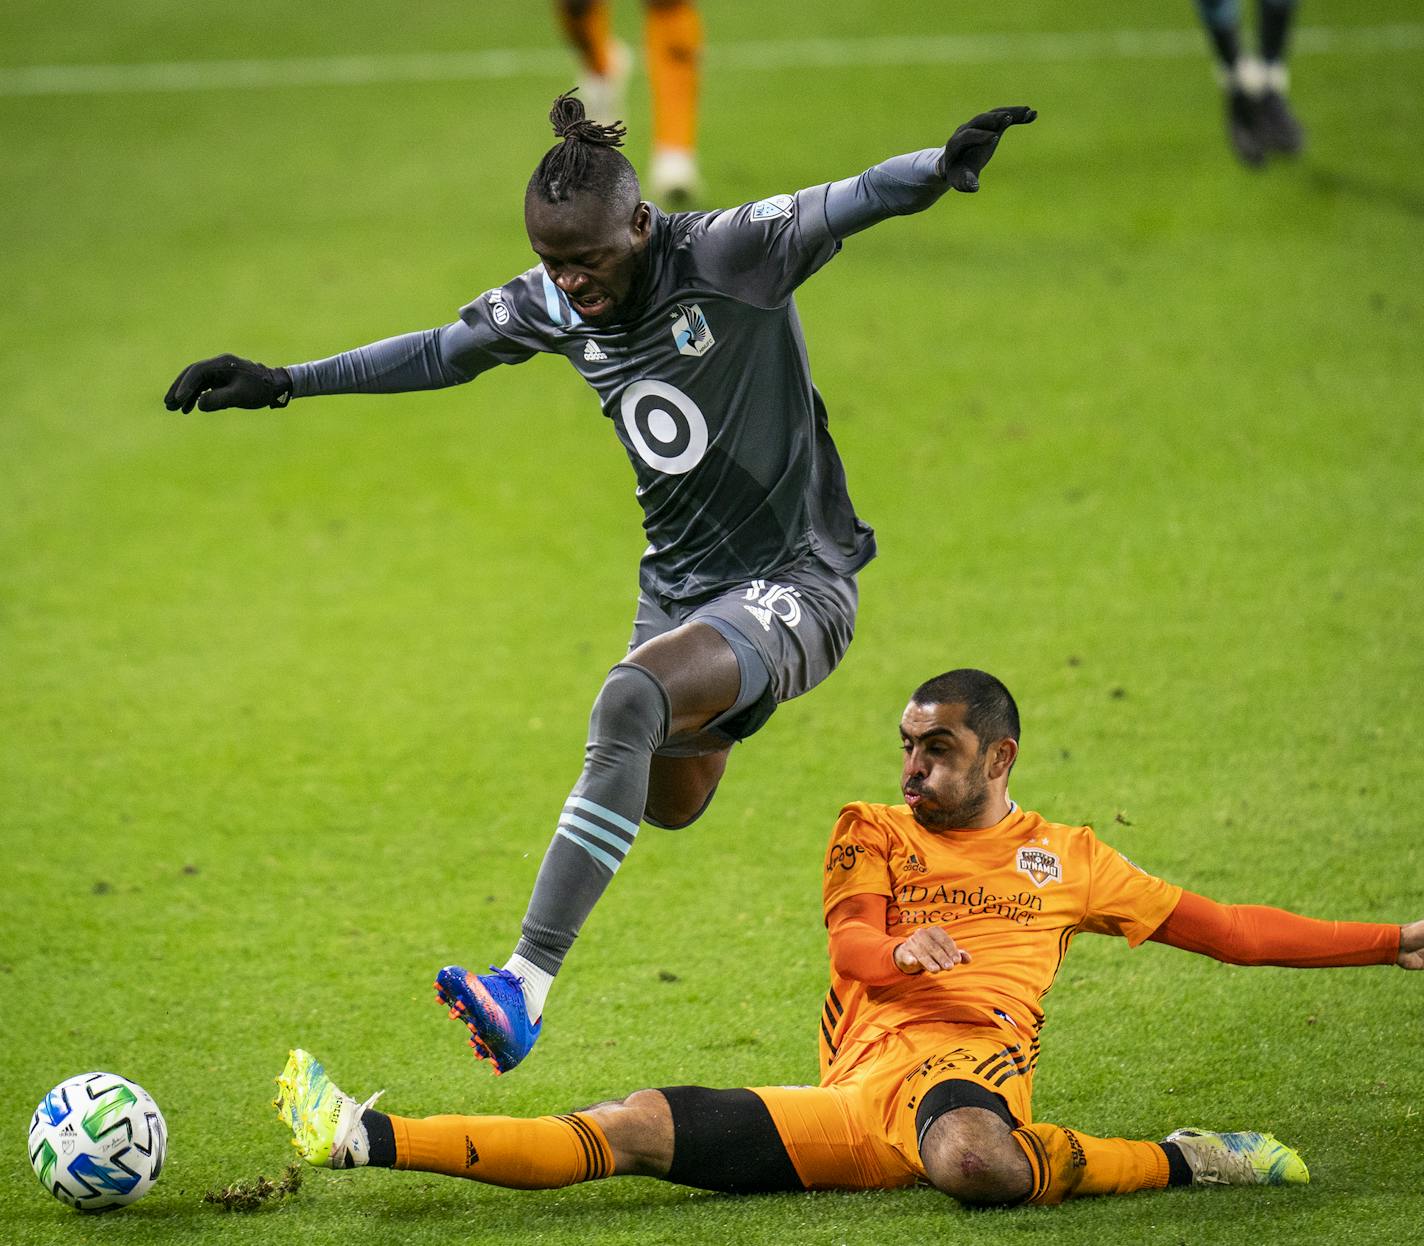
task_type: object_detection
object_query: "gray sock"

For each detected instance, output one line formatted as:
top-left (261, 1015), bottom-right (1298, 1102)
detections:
top-left (513, 663), bottom-right (670, 976)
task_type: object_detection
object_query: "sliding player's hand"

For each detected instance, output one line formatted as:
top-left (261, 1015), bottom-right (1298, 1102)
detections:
top-left (1398, 919), bottom-right (1424, 970)
top-left (894, 928), bottom-right (972, 975)
top-left (940, 106), bottom-right (1038, 192)
top-left (164, 354), bottom-right (292, 413)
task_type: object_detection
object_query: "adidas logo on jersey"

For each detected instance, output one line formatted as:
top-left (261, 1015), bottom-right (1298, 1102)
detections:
top-left (583, 340), bottom-right (608, 362)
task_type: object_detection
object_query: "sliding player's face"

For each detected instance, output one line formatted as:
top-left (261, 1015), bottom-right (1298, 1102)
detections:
top-left (526, 193), bottom-right (653, 325)
top-left (899, 700), bottom-right (995, 830)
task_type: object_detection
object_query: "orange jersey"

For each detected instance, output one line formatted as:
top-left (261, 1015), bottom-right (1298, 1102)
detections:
top-left (820, 801), bottom-right (1182, 1076)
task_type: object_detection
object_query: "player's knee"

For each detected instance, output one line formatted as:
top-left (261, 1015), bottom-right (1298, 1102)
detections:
top-left (588, 663), bottom-right (671, 752)
top-left (920, 1110), bottom-right (1030, 1207)
top-left (584, 1089), bottom-right (673, 1177)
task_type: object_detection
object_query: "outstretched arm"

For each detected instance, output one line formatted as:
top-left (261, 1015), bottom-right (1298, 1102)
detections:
top-left (164, 320), bottom-right (500, 413)
top-left (823, 105), bottom-right (1037, 240)
top-left (1148, 889), bottom-right (1406, 968)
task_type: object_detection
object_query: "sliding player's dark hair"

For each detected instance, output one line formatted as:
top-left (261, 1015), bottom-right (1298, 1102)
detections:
top-left (528, 90), bottom-right (640, 206)
top-left (911, 669), bottom-right (1021, 749)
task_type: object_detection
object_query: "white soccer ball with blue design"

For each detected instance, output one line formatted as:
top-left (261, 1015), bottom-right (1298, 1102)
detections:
top-left (28, 1072), bottom-right (167, 1211)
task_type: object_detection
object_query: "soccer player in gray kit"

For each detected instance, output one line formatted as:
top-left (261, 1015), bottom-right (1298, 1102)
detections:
top-left (164, 92), bottom-right (1037, 1073)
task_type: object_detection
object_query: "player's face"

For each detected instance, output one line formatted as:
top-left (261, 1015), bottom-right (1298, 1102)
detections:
top-left (525, 194), bottom-right (653, 325)
top-left (900, 700), bottom-right (996, 831)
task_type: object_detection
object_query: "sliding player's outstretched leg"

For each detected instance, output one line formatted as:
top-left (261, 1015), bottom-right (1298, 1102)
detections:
top-left (917, 1090), bottom-right (1307, 1207)
top-left (437, 622), bottom-right (744, 1072)
top-left (275, 1052), bottom-right (687, 1187)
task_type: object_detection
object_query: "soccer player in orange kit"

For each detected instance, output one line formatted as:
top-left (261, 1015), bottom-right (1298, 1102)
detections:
top-left (555, 0), bottom-right (702, 205)
top-left (276, 668), bottom-right (1422, 1206)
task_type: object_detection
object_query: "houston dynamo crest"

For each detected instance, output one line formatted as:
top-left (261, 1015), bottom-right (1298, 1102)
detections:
top-left (1016, 846), bottom-right (1061, 888)
top-left (670, 303), bottom-right (715, 357)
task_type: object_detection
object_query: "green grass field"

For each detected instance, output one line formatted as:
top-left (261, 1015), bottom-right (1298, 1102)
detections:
top-left (3, 2), bottom-right (1422, 1242)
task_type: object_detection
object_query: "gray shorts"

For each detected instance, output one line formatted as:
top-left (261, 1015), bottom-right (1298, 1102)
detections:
top-left (628, 551), bottom-right (859, 756)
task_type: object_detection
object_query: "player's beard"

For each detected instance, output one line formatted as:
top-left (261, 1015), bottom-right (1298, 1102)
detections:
top-left (909, 765), bottom-right (990, 831)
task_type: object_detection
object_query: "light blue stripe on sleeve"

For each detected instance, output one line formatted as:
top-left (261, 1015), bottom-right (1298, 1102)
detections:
top-left (540, 272), bottom-right (583, 328)
top-left (560, 812), bottom-right (633, 855)
top-left (555, 827), bottom-right (622, 874)
top-left (566, 795), bottom-right (639, 838)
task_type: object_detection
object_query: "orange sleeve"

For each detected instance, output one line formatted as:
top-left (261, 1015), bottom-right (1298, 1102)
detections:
top-left (1079, 834), bottom-right (1183, 946)
top-left (1148, 889), bottom-right (1400, 967)
top-left (822, 804), bottom-right (894, 919)
top-left (826, 893), bottom-right (904, 986)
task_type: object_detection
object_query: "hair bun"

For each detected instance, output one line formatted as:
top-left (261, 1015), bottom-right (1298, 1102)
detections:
top-left (549, 90), bottom-right (586, 138)
top-left (548, 89), bottom-right (627, 148)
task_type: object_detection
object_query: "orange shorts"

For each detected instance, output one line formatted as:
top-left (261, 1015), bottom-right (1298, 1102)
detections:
top-left (749, 1021), bottom-right (1037, 1190)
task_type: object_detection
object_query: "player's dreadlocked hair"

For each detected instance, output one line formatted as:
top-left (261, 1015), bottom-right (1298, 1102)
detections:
top-left (527, 90), bottom-right (640, 206)
top-left (911, 669), bottom-right (1021, 750)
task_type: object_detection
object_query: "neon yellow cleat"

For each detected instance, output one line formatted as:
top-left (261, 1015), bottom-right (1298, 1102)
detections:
top-left (1164, 1128), bottom-right (1309, 1187)
top-left (273, 1049), bottom-right (383, 1169)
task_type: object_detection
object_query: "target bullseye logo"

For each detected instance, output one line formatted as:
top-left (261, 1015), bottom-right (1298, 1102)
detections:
top-left (619, 379), bottom-right (709, 475)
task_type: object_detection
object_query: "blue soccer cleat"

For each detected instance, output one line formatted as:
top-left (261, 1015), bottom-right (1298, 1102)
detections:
top-left (434, 965), bottom-right (541, 1074)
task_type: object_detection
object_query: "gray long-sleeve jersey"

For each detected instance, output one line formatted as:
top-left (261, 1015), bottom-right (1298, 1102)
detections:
top-left (288, 149), bottom-right (952, 605)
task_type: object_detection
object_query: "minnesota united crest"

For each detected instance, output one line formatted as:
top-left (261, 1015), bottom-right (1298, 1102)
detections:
top-left (670, 302), bottom-right (715, 358)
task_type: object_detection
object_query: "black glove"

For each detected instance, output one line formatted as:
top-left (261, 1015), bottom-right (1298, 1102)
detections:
top-left (939, 106), bottom-right (1038, 193)
top-left (163, 354), bottom-right (292, 413)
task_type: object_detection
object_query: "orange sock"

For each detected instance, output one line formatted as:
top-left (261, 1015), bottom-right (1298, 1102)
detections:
top-left (390, 1112), bottom-right (613, 1188)
top-left (558, 0), bottom-right (613, 77)
top-left (1011, 1123), bottom-right (1170, 1205)
top-left (644, 1), bottom-right (702, 152)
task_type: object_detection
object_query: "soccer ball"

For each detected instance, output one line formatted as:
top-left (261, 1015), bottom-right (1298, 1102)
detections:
top-left (28, 1072), bottom-right (167, 1212)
